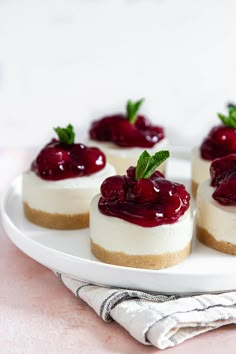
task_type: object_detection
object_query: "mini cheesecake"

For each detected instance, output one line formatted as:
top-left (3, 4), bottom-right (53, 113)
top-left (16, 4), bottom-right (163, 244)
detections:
top-left (90, 150), bottom-right (193, 269)
top-left (191, 147), bottom-right (212, 198)
top-left (196, 154), bottom-right (236, 254)
top-left (22, 124), bottom-right (116, 229)
top-left (88, 99), bottom-right (169, 175)
top-left (191, 106), bottom-right (236, 198)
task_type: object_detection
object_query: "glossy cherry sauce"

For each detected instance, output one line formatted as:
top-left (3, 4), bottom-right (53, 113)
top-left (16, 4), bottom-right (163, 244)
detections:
top-left (98, 166), bottom-right (190, 227)
top-left (31, 139), bottom-right (106, 180)
top-left (200, 125), bottom-right (236, 160)
top-left (210, 154), bottom-right (236, 205)
top-left (89, 114), bottom-right (164, 148)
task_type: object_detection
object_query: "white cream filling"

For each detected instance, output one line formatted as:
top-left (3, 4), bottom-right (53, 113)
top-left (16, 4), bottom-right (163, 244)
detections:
top-left (191, 147), bottom-right (211, 185)
top-left (22, 164), bottom-right (116, 214)
top-left (196, 179), bottom-right (236, 244)
top-left (86, 138), bottom-right (169, 175)
top-left (90, 194), bottom-right (193, 255)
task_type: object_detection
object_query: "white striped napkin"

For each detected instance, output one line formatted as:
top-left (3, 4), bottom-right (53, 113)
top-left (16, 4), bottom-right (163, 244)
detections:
top-left (56, 272), bottom-right (236, 350)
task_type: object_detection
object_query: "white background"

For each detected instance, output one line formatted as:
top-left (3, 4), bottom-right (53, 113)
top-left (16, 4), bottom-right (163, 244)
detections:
top-left (0, 0), bottom-right (236, 148)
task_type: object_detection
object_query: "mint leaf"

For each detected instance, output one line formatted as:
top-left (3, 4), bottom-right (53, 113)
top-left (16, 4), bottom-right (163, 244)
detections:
top-left (217, 107), bottom-right (236, 128)
top-left (218, 113), bottom-right (228, 126)
top-left (135, 150), bottom-right (170, 180)
top-left (143, 150), bottom-right (170, 178)
top-left (126, 98), bottom-right (144, 124)
top-left (230, 109), bottom-right (236, 120)
top-left (135, 150), bottom-right (151, 180)
top-left (54, 124), bottom-right (75, 144)
top-left (228, 115), bottom-right (236, 129)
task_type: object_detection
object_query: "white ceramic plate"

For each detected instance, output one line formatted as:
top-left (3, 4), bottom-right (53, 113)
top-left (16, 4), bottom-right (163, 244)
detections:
top-left (2, 154), bottom-right (236, 294)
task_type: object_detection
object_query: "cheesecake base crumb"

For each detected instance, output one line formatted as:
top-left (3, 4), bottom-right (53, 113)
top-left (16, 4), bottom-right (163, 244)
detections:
top-left (196, 225), bottom-right (236, 255)
top-left (90, 239), bottom-right (191, 269)
top-left (24, 202), bottom-right (89, 230)
top-left (191, 180), bottom-right (198, 199)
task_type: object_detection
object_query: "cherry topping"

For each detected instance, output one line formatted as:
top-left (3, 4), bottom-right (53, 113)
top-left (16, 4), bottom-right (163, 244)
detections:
top-left (134, 178), bottom-right (159, 203)
top-left (98, 166), bottom-right (190, 227)
top-left (210, 154), bottom-right (236, 205)
top-left (89, 114), bottom-right (164, 148)
top-left (210, 154), bottom-right (236, 187)
top-left (100, 176), bottom-right (126, 202)
top-left (31, 139), bottom-right (106, 180)
top-left (212, 172), bottom-right (236, 205)
top-left (200, 125), bottom-right (236, 160)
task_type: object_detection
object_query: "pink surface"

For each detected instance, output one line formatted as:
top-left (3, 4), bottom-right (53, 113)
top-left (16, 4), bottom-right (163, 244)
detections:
top-left (1, 147), bottom-right (236, 353)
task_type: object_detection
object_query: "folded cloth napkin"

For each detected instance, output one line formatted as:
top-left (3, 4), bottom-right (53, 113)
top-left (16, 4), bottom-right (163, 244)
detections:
top-left (55, 272), bottom-right (236, 350)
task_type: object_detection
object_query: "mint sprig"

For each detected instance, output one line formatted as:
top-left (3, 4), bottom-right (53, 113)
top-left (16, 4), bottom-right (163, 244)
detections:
top-left (126, 98), bottom-right (144, 124)
top-left (54, 124), bottom-right (75, 144)
top-left (135, 150), bottom-right (170, 180)
top-left (218, 107), bottom-right (236, 128)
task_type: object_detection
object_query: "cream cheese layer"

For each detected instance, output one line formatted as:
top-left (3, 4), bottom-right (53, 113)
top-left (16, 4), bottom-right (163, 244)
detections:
top-left (196, 179), bottom-right (236, 244)
top-left (22, 164), bottom-right (116, 214)
top-left (86, 138), bottom-right (169, 175)
top-left (90, 194), bottom-right (193, 255)
top-left (191, 147), bottom-right (211, 185)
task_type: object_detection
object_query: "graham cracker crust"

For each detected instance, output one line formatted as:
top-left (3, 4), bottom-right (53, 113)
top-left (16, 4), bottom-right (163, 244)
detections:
top-left (24, 202), bottom-right (89, 230)
top-left (196, 225), bottom-right (236, 255)
top-left (90, 239), bottom-right (191, 269)
top-left (191, 180), bottom-right (198, 199)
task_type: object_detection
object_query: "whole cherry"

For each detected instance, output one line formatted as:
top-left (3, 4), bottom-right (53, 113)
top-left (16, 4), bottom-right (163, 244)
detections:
top-left (200, 107), bottom-right (236, 160)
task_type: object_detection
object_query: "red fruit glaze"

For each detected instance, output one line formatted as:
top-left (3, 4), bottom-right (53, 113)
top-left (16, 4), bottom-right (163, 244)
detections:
top-left (89, 114), bottom-right (164, 148)
top-left (210, 154), bottom-right (236, 205)
top-left (200, 125), bottom-right (236, 160)
top-left (98, 167), bottom-right (190, 227)
top-left (31, 139), bottom-right (106, 180)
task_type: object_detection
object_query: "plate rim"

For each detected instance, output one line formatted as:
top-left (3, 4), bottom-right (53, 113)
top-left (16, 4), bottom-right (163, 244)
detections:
top-left (2, 171), bottom-right (236, 294)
